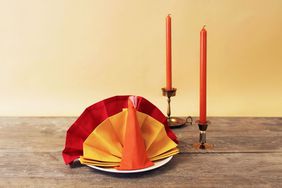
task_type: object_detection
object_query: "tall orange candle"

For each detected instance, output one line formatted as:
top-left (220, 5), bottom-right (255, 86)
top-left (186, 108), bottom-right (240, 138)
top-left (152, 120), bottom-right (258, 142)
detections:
top-left (166, 14), bottom-right (172, 90)
top-left (200, 26), bottom-right (207, 123)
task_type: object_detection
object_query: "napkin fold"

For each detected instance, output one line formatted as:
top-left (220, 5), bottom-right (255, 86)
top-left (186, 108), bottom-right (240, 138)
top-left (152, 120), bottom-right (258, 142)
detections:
top-left (62, 95), bottom-right (177, 165)
top-left (79, 97), bottom-right (179, 170)
top-left (117, 98), bottom-right (154, 170)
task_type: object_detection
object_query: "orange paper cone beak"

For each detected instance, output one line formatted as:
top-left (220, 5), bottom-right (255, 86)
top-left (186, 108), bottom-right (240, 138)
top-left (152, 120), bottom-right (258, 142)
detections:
top-left (117, 98), bottom-right (154, 170)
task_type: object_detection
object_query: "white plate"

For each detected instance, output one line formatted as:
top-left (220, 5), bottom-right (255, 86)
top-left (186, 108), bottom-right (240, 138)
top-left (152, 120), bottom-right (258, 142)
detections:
top-left (86, 156), bottom-right (173, 174)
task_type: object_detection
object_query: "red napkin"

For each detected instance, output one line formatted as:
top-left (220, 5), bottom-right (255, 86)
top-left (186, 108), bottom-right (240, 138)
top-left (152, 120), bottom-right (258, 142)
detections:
top-left (62, 95), bottom-right (177, 165)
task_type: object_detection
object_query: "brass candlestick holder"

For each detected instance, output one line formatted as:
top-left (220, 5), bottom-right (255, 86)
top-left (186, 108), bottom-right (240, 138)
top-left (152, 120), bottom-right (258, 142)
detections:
top-left (193, 120), bottom-right (213, 149)
top-left (161, 88), bottom-right (192, 128)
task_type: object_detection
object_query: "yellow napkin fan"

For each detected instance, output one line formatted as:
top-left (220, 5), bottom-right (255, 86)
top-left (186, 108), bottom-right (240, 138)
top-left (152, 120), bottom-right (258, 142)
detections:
top-left (80, 108), bottom-right (179, 167)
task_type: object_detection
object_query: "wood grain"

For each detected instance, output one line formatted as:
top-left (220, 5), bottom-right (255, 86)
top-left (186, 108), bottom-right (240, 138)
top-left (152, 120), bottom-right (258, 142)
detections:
top-left (0, 117), bottom-right (281, 187)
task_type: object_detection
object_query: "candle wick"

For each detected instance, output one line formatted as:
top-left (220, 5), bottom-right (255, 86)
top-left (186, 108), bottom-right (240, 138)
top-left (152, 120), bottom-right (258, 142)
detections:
top-left (203, 25), bottom-right (206, 29)
top-left (168, 14), bottom-right (171, 16)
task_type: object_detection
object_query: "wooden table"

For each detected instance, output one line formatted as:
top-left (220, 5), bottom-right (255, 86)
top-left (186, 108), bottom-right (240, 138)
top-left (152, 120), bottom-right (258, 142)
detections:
top-left (0, 117), bottom-right (281, 187)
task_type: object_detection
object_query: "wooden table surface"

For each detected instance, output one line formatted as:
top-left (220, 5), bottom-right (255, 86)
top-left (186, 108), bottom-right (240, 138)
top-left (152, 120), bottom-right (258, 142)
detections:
top-left (0, 117), bottom-right (282, 187)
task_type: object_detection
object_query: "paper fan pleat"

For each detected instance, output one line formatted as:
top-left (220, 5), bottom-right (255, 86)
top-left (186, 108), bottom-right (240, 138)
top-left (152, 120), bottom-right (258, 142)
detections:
top-left (83, 143), bottom-right (121, 162)
top-left (62, 95), bottom-right (178, 165)
top-left (150, 148), bottom-right (179, 161)
top-left (135, 111), bottom-right (177, 158)
top-left (80, 108), bottom-right (178, 167)
top-left (145, 122), bottom-right (177, 158)
top-left (108, 109), bottom-right (127, 146)
top-left (79, 157), bottom-right (120, 167)
top-left (83, 118), bottom-right (123, 162)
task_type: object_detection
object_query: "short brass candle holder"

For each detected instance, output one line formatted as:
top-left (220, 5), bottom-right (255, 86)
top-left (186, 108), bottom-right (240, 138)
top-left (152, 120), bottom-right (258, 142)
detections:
top-left (193, 120), bottom-right (213, 149)
top-left (161, 88), bottom-right (192, 128)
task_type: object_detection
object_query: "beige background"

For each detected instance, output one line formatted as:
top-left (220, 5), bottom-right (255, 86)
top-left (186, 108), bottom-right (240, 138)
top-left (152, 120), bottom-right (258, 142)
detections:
top-left (0, 0), bottom-right (281, 116)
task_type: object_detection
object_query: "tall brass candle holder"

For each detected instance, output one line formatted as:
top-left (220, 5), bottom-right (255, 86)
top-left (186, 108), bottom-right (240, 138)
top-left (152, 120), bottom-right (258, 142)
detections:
top-left (193, 120), bottom-right (213, 149)
top-left (161, 88), bottom-right (192, 128)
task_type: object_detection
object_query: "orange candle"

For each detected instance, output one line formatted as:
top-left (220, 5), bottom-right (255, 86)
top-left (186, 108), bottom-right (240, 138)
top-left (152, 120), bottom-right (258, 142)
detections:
top-left (200, 26), bottom-right (207, 124)
top-left (166, 14), bottom-right (172, 90)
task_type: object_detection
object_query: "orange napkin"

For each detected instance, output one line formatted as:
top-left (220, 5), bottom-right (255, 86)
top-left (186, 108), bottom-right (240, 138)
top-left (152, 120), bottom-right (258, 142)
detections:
top-left (117, 98), bottom-right (154, 170)
top-left (62, 95), bottom-right (178, 165)
top-left (80, 97), bottom-right (179, 170)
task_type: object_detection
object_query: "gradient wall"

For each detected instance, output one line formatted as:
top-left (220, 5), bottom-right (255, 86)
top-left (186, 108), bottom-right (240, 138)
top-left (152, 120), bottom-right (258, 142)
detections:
top-left (1, 0), bottom-right (281, 116)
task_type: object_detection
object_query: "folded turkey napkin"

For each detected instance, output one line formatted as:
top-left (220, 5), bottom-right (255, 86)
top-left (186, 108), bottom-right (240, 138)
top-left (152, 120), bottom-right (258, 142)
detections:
top-left (62, 95), bottom-right (177, 165)
top-left (79, 97), bottom-right (179, 170)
